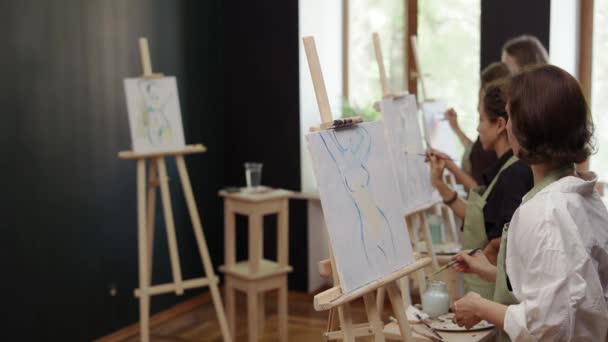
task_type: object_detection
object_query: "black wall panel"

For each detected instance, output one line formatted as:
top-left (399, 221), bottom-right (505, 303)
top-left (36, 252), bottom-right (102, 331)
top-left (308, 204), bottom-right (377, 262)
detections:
top-left (480, 0), bottom-right (550, 70)
top-left (222, 0), bottom-right (307, 291)
top-left (0, 0), bottom-right (224, 340)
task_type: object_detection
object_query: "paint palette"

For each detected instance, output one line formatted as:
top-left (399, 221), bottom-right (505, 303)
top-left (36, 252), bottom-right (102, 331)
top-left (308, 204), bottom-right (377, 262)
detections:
top-left (429, 313), bottom-right (494, 332)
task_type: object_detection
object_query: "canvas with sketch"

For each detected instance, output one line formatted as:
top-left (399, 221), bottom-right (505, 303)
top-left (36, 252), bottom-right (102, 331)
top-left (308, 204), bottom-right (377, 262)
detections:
top-left (306, 120), bottom-right (415, 293)
top-left (124, 76), bottom-right (186, 153)
top-left (421, 99), bottom-right (459, 161)
top-left (381, 94), bottom-right (436, 213)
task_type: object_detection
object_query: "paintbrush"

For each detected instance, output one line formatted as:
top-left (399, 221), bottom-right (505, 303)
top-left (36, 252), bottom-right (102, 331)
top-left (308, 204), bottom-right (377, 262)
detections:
top-left (418, 153), bottom-right (456, 162)
top-left (430, 247), bottom-right (483, 277)
top-left (415, 313), bottom-right (444, 341)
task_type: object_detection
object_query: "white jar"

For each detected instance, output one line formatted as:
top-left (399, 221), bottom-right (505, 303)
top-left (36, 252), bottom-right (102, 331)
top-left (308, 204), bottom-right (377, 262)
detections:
top-left (422, 280), bottom-right (450, 318)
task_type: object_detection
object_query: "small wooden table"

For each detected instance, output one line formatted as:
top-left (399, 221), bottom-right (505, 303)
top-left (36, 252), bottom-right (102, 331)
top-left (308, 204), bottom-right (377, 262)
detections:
top-left (219, 188), bottom-right (293, 342)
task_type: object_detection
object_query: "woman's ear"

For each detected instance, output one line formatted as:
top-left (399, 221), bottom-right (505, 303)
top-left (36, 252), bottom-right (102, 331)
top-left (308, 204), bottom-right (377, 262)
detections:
top-left (496, 117), bottom-right (507, 134)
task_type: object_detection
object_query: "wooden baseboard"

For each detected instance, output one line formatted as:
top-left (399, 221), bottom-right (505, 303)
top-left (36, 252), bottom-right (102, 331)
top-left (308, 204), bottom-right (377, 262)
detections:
top-left (95, 292), bottom-right (212, 342)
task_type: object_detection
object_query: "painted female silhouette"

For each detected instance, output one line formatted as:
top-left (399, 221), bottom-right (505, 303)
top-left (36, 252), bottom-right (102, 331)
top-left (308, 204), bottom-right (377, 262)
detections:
top-left (138, 80), bottom-right (172, 145)
top-left (320, 125), bottom-right (397, 266)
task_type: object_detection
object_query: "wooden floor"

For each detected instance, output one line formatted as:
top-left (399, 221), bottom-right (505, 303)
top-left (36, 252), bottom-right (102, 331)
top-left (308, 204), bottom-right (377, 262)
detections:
top-left (118, 290), bottom-right (401, 342)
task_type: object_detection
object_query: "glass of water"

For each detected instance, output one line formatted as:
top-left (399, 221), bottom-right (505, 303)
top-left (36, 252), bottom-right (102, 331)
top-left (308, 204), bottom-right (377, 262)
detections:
top-left (244, 162), bottom-right (263, 189)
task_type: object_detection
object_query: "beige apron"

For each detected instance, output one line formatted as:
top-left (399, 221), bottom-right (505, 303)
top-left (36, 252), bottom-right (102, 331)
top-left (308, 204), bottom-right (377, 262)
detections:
top-left (462, 155), bottom-right (517, 299)
top-left (493, 164), bottom-right (575, 341)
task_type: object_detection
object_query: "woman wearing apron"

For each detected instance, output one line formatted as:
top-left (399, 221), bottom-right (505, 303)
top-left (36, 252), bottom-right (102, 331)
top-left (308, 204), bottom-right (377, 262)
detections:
top-left (451, 65), bottom-right (608, 340)
top-left (443, 62), bottom-right (510, 192)
top-left (429, 81), bottom-right (532, 300)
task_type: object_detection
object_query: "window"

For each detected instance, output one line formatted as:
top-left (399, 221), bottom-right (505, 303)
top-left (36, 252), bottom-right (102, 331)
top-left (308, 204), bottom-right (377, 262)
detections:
top-left (592, 1), bottom-right (608, 180)
top-left (417, 0), bottom-right (481, 155)
top-left (346, 0), bottom-right (406, 120)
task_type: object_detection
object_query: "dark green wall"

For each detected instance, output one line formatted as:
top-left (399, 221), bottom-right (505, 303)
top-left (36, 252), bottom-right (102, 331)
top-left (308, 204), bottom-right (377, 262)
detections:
top-left (1, 0), bottom-right (224, 340)
top-left (0, 0), bottom-right (306, 340)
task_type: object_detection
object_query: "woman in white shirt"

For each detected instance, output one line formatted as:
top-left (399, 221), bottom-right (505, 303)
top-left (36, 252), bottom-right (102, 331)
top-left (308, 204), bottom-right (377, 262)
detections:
top-left (449, 64), bottom-right (608, 341)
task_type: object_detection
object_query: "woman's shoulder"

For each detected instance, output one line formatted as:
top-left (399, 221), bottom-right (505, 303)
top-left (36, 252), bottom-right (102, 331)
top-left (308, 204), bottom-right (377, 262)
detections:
top-left (495, 159), bottom-right (533, 191)
top-left (511, 175), bottom-right (608, 240)
top-left (502, 159), bottom-right (532, 179)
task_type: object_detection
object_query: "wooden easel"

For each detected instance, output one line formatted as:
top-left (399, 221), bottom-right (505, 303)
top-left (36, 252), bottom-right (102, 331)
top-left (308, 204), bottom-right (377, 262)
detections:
top-left (119, 38), bottom-right (231, 342)
top-left (372, 32), bottom-right (440, 311)
top-left (409, 34), bottom-right (460, 244)
top-left (373, 32), bottom-right (439, 271)
top-left (303, 35), bottom-right (433, 342)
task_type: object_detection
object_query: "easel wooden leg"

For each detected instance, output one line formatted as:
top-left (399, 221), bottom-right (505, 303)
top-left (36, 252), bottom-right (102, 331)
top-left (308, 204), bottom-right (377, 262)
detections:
top-left (247, 287), bottom-right (259, 342)
top-left (363, 292), bottom-right (386, 342)
top-left (376, 287), bottom-right (386, 315)
top-left (407, 215), bottom-right (427, 294)
top-left (225, 276), bottom-right (236, 339)
top-left (443, 204), bottom-right (459, 242)
top-left (156, 157), bottom-right (184, 294)
top-left (175, 156), bottom-right (232, 342)
top-left (137, 160), bottom-right (151, 342)
top-left (337, 304), bottom-right (355, 342)
top-left (386, 281), bottom-right (413, 341)
top-left (278, 280), bottom-right (288, 342)
top-left (326, 308), bottom-right (337, 333)
top-left (400, 276), bottom-right (411, 308)
top-left (416, 268), bottom-right (427, 295)
top-left (420, 213), bottom-right (439, 270)
top-left (209, 281), bottom-right (232, 342)
top-left (146, 160), bottom-right (158, 284)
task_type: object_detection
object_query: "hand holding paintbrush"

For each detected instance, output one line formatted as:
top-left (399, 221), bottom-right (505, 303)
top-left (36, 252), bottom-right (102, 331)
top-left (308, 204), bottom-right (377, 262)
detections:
top-left (419, 148), bottom-right (456, 163)
top-left (444, 247), bottom-right (498, 283)
top-left (430, 248), bottom-right (483, 277)
top-left (418, 152), bottom-right (456, 163)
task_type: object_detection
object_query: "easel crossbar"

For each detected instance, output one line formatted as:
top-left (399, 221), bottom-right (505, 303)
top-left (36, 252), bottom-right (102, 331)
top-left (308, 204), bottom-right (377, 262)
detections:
top-left (314, 257), bottom-right (432, 311)
top-left (135, 276), bottom-right (219, 297)
top-left (118, 144), bottom-right (206, 160)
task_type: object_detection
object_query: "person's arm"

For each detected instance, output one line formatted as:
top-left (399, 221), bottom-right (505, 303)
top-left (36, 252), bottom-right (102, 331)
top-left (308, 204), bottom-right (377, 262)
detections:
top-left (500, 220), bottom-right (576, 340)
top-left (445, 108), bottom-right (473, 148)
top-left (432, 149), bottom-right (479, 191)
top-left (451, 249), bottom-right (497, 282)
top-left (482, 238), bottom-right (501, 265)
top-left (445, 160), bottom-right (478, 190)
top-left (434, 180), bottom-right (467, 219)
top-left (452, 292), bottom-right (508, 330)
top-left (429, 154), bottom-right (467, 219)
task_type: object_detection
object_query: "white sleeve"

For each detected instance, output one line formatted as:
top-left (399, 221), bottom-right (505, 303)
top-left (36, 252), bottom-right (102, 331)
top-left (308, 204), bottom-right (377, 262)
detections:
top-left (503, 217), bottom-right (577, 340)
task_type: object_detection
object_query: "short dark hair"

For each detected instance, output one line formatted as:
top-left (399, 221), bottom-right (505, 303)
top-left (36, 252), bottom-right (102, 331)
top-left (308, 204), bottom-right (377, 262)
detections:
top-left (480, 62), bottom-right (510, 88)
top-left (502, 35), bottom-right (549, 68)
top-left (483, 81), bottom-right (508, 123)
top-left (507, 65), bottom-right (593, 165)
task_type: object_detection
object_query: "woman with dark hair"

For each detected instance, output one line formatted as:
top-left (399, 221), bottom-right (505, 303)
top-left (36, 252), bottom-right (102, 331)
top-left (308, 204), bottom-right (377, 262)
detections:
top-left (429, 79), bottom-right (533, 300)
top-left (450, 65), bottom-right (608, 341)
top-left (444, 62), bottom-right (510, 190)
top-left (501, 35), bottom-right (549, 73)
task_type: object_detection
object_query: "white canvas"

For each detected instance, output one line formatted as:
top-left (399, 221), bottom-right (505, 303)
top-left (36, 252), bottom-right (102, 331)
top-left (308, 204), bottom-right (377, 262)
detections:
top-left (381, 95), bottom-right (436, 214)
top-left (124, 77), bottom-right (186, 153)
top-left (306, 121), bottom-right (415, 293)
top-left (421, 99), bottom-right (459, 162)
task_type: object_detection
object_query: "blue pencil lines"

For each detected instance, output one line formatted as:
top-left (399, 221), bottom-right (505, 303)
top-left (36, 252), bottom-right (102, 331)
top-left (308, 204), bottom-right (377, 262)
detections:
top-left (319, 126), bottom-right (397, 266)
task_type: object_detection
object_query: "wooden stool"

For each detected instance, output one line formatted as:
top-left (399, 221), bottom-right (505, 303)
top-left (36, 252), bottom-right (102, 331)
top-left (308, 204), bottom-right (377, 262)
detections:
top-left (219, 188), bottom-right (293, 342)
